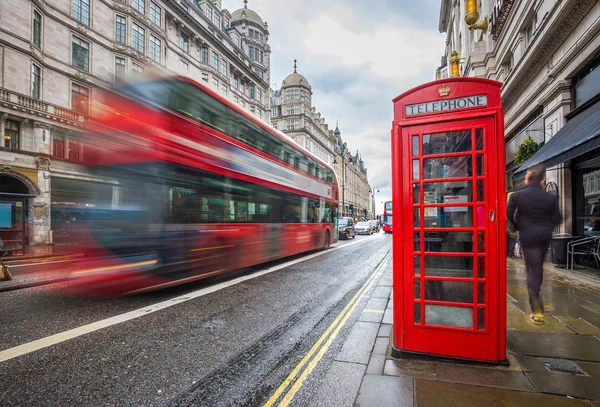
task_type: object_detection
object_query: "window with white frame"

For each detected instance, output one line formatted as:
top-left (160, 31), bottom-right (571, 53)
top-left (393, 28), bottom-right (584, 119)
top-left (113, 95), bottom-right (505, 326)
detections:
top-left (33, 10), bottom-right (42, 48)
top-left (132, 63), bottom-right (144, 77)
top-left (115, 56), bottom-right (126, 80)
top-left (212, 77), bottom-right (218, 89)
top-left (221, 60), bottom-right (227, 76)
top-left (149, 35), bottom-right (161, 63)
top-left (115, 16), bottom-right (126, 44)
top-left (249, 83), bottom-right (255, 99)
top-left (213, 14), bottom-right (220, 27)
top-left (132, 23), bottom-right (145, 53)
top-left (205, 5), bottom-right (212, 20)
top-left (233, 74), bottom-right (239, 89)
top-left (201, 46), bottom-right (209, 64)
top-left (286, 119), bottom-right (299, 130)
top-left (256, 88), bottom-right (262, 103)
top-left (272, 121), bottom-right (278, 129)
top-left (285, 88), bottom-right (300, 100)
top-left (71, 82), bottom-right (89, 114)
top-left (221, 83), bottom-right (227, 95)
top-left (180, 31), bottom-right (189, 53)
top-left (202, 72), bottom-right (208, 82)
top-left (224, 17), bottom-right (229, 28)
top-left (32, 64), bottom-right (41, 98)
top-left (286, 104), bottom-right (299, 115)
top-left (254, 68), bottom-right (263, 79)
top-left (4, 120), bottom-right (20, 149)
top-left (72, 36), bottom-right (89, 71)
top-left (525, 15), bottom-right (537, 47)
top-left (150, 2), bottom-right (161, 26)
top-left (72, 0), bottom-right (90, 26)
top-left (233, 33), bottom-right (240, 47)
top-left (212, 52), bottom-right (219, 70)
top-left (133, 0), bottom-right (145, 14)
top-left (179, 59), bottom-right (188, 70)
top-left (271, 107), bottom-right (278, 117)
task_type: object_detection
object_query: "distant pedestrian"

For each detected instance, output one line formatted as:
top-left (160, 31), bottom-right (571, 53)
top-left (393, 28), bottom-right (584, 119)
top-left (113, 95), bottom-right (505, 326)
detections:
top-left (506, 167), bottom-right (561, 324)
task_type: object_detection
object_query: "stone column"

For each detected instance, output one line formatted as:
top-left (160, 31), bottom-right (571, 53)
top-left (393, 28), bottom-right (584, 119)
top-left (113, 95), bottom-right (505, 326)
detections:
top-left (0, 113), bottom-right (7, 143)
top-left (31, 156), bottom-right (52, 244)
top-left (33, 121), bottom-right (52, 155)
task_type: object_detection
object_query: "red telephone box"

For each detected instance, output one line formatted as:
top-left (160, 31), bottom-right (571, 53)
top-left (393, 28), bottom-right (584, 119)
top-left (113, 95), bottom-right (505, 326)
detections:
top-left (391, 78), bottom-right (506, 363)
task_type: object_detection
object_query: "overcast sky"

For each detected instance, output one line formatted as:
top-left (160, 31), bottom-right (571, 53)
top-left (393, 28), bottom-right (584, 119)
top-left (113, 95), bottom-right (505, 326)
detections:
top-left (226, 0), bottom-right (446, 214)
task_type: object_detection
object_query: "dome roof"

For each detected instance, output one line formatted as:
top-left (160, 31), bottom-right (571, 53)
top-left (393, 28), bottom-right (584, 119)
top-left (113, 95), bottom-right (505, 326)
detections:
top-left (231, 3), bottom-right (265, 27)
top-left (283, 72), bottom-right (311, 88)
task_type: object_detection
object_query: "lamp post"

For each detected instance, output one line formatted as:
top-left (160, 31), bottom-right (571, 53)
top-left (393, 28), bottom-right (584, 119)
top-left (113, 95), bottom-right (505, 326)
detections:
top-left (333, 157), bottom-right (345, 216)
top-left (371, 187), bottom-right (380, 219)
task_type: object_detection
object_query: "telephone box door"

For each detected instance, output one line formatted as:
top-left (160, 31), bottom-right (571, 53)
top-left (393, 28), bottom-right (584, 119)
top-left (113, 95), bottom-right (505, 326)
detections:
top-left (401, 117), bottom-right (500, 361)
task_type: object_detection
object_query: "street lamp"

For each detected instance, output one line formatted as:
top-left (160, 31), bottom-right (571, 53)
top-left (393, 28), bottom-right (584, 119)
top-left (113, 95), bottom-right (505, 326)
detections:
top-left (333, 157), bottom-right (345, 216)
top-left (371, 187), bottom-right (381, 219)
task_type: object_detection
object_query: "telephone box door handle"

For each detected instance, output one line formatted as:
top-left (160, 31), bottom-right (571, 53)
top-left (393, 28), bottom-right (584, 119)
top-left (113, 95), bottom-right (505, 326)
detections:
top-left (489, 210), bottom-right (495, 222)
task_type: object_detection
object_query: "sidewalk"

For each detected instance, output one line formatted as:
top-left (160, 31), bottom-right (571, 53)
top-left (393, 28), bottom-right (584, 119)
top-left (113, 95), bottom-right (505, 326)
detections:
top-left (311, 257), bottom-right (600, 406)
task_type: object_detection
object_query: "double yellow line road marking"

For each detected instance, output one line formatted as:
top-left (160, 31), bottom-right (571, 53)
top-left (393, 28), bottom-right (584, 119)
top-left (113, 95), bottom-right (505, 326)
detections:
top-left (263, 250), bottom-right (391, 407)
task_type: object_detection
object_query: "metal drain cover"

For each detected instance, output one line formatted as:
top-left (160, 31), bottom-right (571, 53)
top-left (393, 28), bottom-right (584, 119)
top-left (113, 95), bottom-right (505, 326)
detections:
top-left (537, 357), bottom-right (586, 375)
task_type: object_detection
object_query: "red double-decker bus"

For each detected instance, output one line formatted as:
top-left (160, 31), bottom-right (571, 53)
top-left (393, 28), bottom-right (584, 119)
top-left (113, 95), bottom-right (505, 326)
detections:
top-left (382, 201), bottom-right (392, 233)
top-left (53, 76), bottom-right (339, 296)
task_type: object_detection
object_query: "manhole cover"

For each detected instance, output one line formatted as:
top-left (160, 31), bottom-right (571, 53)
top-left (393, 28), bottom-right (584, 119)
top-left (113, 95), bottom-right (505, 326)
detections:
top-left (537, 357), bottom-right (586, 375)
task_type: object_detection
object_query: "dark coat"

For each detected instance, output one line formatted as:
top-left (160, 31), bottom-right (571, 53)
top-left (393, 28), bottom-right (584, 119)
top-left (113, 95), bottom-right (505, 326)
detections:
top-left (506, 185), bottom-right (561, 243)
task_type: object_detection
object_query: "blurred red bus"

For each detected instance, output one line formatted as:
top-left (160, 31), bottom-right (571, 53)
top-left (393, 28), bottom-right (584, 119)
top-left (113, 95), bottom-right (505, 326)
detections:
top-left (55, 76), bottom-right (339, 296)
top-left (382, 201), bottom-right (392, 233)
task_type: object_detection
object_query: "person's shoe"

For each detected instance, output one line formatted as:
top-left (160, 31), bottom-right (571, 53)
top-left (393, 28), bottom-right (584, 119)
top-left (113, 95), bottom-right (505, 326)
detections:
top-left (543, 305), bottom-right (553, 314)
top-left (529, 314), bottom-right (544, 325)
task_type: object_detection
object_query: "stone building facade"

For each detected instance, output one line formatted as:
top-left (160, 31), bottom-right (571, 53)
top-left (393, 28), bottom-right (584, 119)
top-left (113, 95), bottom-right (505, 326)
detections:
top-left (0, 0), bottom-right (270, 251)
top-left (438, 0), bottom-right (600, 235)
top-left (269, 64), bottom-right (373, 220)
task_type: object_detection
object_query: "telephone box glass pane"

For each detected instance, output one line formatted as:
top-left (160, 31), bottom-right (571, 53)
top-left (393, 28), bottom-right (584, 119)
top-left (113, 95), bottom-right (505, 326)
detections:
top-left (477, 180), bottom-right (485, 202)
top-left (478, 283), bottom-right (485, 304)
top-left (423, 130), bottom-right (472, 155)
top-left (425, 304), bottom-right (473, 328)
top-left (476, 128), bottom-right (484, 150)
top-left (478, 308), bottom-right (485, 329)
top-left (414, 280), bottom-right (421, 299)
top-left (424, 181), bottom-right (472, 202)
top-left (413, 160), bottom-right (420, 180)
top-left (476, 154), bottom-right (484, 176)
top-left (478, 256), bottom-right (485, 278)
top-left (415, 303), bottom-right (421, 323)
top-left (414, 208), bottom-right (420, 227)
top-left (424, 256), bottom-right (474, 278)
top-left (423, 156), bottom-right (472, 179)
top-left (412, 135), bottom-right (419, 156)
top-left (478, 232), bottom-right (486, 253)
top-left (413, 184), bottom-right (420, 203)
top-left (414, 255), bottom-right (421, 275)
top-left (423, 232), bottom-right (473, 252)
top-left (425, 281), bottom-right (474, 303)
top-left (414, 232), bottom-right (421, 251)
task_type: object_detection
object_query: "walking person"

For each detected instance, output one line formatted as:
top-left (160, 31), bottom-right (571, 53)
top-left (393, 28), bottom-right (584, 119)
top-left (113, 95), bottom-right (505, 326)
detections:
top-left (506, 168), bottom-right (561, 324)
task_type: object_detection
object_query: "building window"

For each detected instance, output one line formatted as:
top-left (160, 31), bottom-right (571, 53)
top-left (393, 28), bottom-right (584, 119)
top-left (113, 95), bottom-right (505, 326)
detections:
top-left (254, 68), bottom-right (263, 80)
top-left (150, 1), bottom-right (161, 26)
top-left (260, 50), bottom-right (263, 64)
top-left (115, 15), bottom-right (126, 44)
top-left (180, 3), bottom-right (187, 12)
top-left (133, 0), bottom-right (145, 14)
top-left (202, 72), bottom-right (208, 82)
top-left (240, 80), bottom-right (245, 94)
top-left (31, 64), bottom-right (41, 99)
top-left (286, 104), bottom-right (299, 115)
top-left (256, 88), bottom-right (262, 103)
top-left (212, 52), bottom-right (219, 70)
top-left (180, 31), bottom-right (189, 53)
top-left (72, 0), bottom-right (90, 26)
top-left (71, 83), bottom-right (89, 114)
top-left (285, 88), bottom-right (300, 100)
top-left (212, 77), bottom-right (218, 89)
top-left (250, 83), bottom-right (255, 99)
top-left (233, 74), bottom-right (239, 89)
top-left (525, 15), bottom-right (537, 47)
top-left (234, 96), bottom-right (239, 103)
top-left (248, 46), bottom-right (254, 59)
top-left (286, 119), bottom-right (299, 130)
top-left (233, 33), bottom-right (240, 47)
top-left (224, 17), bottom-right (229, 28)
top-left (221, 83), bottom-right (227, 95)
top-left (271, 107), bottom-right (278, 117)
top-left (132, 63), bottom-right (144, 76)
top-left (213, 14), bottom-right (220, 27)
top-left (597, 176), bottom-right (600, 191)
top-left (72, 36), bottom-right (89, 71)
top-left (201, 46), bottom-right (209, 64)
top-left (272, 122), bottom-right (278, 129)
top-left (132, 23), bottom-right (145, 53)
top-left (221, 59), bottom-right (227, 76)
top-left (115, 56), bottom-right (126, 80)
top-left (149, 35), bottom-right (161, 63)
top-left (205, 5), bottom-right (212, 20)
top-left (179, 59), bottom-right (188, 70)
top-left (33, 10), bottom-right (42, 48)
top-left (4, 120), bottom-right (20, 149)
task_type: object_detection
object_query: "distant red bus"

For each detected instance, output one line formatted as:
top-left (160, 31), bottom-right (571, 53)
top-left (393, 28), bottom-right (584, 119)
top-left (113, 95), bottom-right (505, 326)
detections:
top-left (383, 201), bottom-right (392, 233)
top-left (53, 76), bottom-right (339, 296)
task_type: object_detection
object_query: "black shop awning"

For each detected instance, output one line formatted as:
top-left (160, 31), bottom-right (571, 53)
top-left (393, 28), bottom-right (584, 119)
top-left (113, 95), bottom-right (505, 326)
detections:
top-left (514, 99), bottom-right (600, 177)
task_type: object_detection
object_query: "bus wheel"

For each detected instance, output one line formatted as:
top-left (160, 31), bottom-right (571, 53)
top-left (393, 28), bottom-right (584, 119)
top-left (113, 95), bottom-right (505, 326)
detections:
top-left (323, 231), bottom-right (330, 249)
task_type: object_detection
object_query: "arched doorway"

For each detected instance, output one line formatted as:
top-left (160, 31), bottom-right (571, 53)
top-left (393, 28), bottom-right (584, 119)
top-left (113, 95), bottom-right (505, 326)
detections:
top-left (0, 173), bottom-right (38, 256)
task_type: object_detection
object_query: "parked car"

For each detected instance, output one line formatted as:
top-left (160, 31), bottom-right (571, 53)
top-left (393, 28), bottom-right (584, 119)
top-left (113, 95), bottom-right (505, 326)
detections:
top-left (355, 221), bottom-right (374, 235)
top-left (369, 220), bottom-right (380, 233)
top-left (338, 217), bottom-right (356, 240)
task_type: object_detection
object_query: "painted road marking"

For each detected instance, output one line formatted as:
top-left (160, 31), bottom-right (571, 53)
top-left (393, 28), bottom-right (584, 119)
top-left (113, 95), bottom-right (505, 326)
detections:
top-left (262, 250), bottom-right (391, 407)
top-left (0, 233), bottom-right (383, 363)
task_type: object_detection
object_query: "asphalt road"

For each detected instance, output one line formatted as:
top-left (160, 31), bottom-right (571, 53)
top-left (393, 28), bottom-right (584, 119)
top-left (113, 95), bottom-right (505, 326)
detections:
top-left (0, 232), bottom-right (392, 407)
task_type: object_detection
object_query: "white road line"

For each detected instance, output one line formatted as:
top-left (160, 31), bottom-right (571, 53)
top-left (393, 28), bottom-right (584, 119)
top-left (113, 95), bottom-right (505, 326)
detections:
top-left (0, 234), bottom-right (383, 363)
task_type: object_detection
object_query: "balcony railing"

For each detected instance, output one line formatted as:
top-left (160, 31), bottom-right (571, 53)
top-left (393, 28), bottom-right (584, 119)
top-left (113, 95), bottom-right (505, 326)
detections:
top-left (0, 87), bottom-right (87, 125)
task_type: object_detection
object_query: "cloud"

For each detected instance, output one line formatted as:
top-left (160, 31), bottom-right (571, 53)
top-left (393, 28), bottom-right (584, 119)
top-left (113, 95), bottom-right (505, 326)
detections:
top-left (225, 0), bottom-right (445, 213)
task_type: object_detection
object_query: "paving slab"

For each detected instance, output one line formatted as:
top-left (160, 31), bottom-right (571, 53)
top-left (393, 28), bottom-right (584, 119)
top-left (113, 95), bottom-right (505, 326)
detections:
top-left (308, 361), bottom-right (365, 407)
top-left (527, 371), bottom-right (600, 401)
top-left (335, 322), bottom-right (379, 365)
top-left (364, 297), bottom-right (388, 311)
top-left (371, 286), bottom-right (391, 299)
top-left (507, 331), bottom-right (600, 362)
top-left (434, 363), bottom-right (536, 392)
top-left (377, 324), bottom-right (392, 338)
top-left (366, 354), bottom-right (386, 375)
top-left (355, 375), bottom-right (413, 407)
top-left (383, 359), bottom-right (437, 380)
top-left (507, 304), bottom-right (575, 333)
top-left (382, 308), bottom-right (393, 324)
top-left (372, 337), bottom-right (388, 355)
top-left (511, 354), bottom-right (547, 372)
top-left (577, 361), bottom-right (600, 378)
top-left (358, 309), bottom-right (384, 323)
top-left (414, 379), bottom-right (590, 407)
top-left (553, 316), bottom-right (600, 336)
